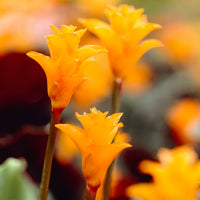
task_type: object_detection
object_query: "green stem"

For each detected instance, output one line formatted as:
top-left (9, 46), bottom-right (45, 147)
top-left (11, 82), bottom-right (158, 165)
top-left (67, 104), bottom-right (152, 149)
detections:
top-left (39, 109), bottom-right (61, 200)
top-left (112, 78), bottom-right (122, 114)
top-left (103, 78), bottom-right (123, 200)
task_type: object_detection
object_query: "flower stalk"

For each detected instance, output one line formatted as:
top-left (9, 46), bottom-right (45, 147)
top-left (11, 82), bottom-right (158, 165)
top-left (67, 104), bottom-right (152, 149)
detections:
top-left (39, 109), bottom-right (61, 200)
top-left (103, 77), bottom-right (123, 200)
top-left (112, 78), bottom-right (123, 114)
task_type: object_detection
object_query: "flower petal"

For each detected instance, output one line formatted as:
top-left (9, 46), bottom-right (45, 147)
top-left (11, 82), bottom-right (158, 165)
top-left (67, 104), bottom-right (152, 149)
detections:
top-left (77, 45), bottom-right (107, 64)
top-left (135, 39), bottom-right (163, 62)
top-left (55, 124), bottom-right (88, 155)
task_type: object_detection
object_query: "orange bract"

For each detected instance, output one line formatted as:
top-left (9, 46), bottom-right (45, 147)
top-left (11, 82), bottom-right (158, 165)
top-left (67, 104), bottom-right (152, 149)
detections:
top-left (55, 107), bottom-right (131, 190)
top-left (80, 4), bottom-right (162, 79)
top-left (127, 145), bottom-right (200, 200)
top-left (27, 25), bottom-right (106, 111)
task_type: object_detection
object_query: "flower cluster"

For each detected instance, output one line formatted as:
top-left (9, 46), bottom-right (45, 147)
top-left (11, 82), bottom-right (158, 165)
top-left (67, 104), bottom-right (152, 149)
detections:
top-left (25, 3), bottom-right (163, 200)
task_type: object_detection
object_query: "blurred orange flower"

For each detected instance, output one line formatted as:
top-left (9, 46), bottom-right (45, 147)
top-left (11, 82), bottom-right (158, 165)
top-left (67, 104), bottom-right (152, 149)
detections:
top-left (72, 52), bottom-right (112, 107)
top-left (0, 0), bottom-right (57, 13)
top-left (0, 0), bottom-right (68, 53)
top-left (27, 25), bottom-right (106, 112)
top-left (80, 4), bottom-right (162, 79)
top-left (166, 98), bottom-right (200, 144)
top-left (127, 145), bottom-right (200, 200)
top-left (123, 61), bottom-right (153, 94)
top-left (55, 107), bottom-right (131, 191)
top-left (161, 21), bottom-right (200, 65)
top-left (77, 0), bottom-right (118, 17)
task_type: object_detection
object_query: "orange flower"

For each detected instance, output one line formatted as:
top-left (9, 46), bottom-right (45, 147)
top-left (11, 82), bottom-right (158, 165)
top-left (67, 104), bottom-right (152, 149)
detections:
top-left (55, 107), bottom-right (131, 191)
top-left (80, 4), bottom-right (162, 79)
top-left (161, 21), bottom-right (200, 65)
top-left (127, 145), bottom-right (200, 200)
top-left (166, 98), bottom-right (200, 144)
top-left (27, 25), bottom-right (106, 112)
top-left (123, 61), bottom-right (153, 94)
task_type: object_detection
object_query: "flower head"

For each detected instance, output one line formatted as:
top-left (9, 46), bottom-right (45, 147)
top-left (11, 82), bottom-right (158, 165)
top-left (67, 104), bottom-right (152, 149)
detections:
top-left (27, 25), bottom-right (106, 112)
top-left (80, 4), bottom-right (162, 79)
top-left (161, 21), bottom-right (200, 65)
top-left (166, 98), bottom-right (200, 144)
top-left (55, 107), bottom-right (131, 190)
top-left (126, 145), bottom-right (200, 200)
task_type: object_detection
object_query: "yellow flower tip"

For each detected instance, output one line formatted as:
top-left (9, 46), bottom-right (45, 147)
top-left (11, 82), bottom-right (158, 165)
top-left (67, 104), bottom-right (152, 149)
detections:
top-left (49, 24), bottom-right (61, 35)
top-left (154, 23), bottom-right (162, 30)
top-left (26, 51), bottom-right (48, 63)
top-left (110, 112), bottom-right (123, 121)
top-left (54, 123), bottom-right (65, 130)
top-left (117, 142), bottom-right (132, 149)
top-left (50, 24), bottom-right (87, 39)
top-left (149, 39), bottom-right (164, 48)
top-left (26, 51), bottom-right (37, 57)
top-left (115, 131), bottom-right (132, 144)
top-left (61, 24), bottom-right (76, 33)
top-left (138, 160), bottom-right (159, 175)
top-left (89, 107), bottom-right (98, 113)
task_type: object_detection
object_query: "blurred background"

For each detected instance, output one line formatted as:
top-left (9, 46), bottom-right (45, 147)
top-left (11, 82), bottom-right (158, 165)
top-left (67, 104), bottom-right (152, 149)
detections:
top-left (1, 0), bottom-right (200, 199)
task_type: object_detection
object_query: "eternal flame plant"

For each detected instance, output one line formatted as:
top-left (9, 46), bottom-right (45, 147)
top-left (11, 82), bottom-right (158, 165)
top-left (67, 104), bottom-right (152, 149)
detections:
top-left (56, 107), bottom-right (131, 199)
top-left (80, 4), bottom-right (162, 199)
top-left (27, 25), bottom-right (106, 200)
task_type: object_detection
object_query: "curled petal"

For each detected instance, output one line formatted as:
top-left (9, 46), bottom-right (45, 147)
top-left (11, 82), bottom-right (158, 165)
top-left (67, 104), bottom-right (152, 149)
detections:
top-left (50, 24), bottom-right (61, 35)
top-left (139, 160), bottom-right (162, 177)
top-left (26, 51), bottom-right (53, 79)
top-left (128, 23), bottom-right (162, 46)
top-left (127, 183), bottom-right (158, 200)
top-left (46, 35), bottom-right (65, 60)
top-left (135, 39), bottom-right (163, 62)
top-left (77, 45), bottom-right (107, 64)
top-left (55, 124), bottom-right (88, 155)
